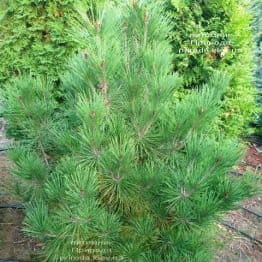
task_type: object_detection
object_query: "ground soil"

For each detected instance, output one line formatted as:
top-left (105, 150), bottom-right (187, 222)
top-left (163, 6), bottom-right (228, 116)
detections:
top-left (215, 143), bottom-right (262, 262)
top-left (0, 155), bottom-right (35, 261)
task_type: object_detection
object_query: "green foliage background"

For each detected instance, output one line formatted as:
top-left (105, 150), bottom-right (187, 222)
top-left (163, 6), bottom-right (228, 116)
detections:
top-left (0, 0), bottom-right (87, 87)
top-left (166, 0), bottom-right (257, 137)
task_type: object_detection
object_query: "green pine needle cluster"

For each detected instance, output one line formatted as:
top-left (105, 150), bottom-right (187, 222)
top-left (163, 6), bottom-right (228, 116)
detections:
top-left (3, 1), bottom-right (259, 261)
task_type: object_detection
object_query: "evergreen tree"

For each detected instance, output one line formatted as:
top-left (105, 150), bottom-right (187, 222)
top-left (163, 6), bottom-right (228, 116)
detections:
top-left (165, 0), bottom-right (257, 137)
top-left (3, 1), bottom-right (258, 261)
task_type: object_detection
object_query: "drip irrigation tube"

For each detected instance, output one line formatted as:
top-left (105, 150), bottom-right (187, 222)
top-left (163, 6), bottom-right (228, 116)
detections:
top-left (241, 206), bottom-right (262, 219)
top-left (220, 221), bottom-right (262, 246)
top-left (1, 202), bottom-right (260, 218)
top-left (0, 260), bottom-right (28, 262)
top-left (2, 202), bottom-right (260, 219)
top-left (0, 204), bottom-right (25, 209)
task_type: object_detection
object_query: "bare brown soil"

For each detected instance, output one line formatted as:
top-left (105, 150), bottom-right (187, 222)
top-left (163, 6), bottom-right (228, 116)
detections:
top-left (239, 144), bottom-right (262, 174)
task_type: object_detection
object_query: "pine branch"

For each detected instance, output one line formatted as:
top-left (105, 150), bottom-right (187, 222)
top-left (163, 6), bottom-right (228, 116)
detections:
top-left (199, 158), bottom-right (222, 184)
top-left (37, 139), bottom-right (49, 166)
top-left (137, 113), bottom-right (156, 140)
top-left (143, 9), bottom-right (149, 48)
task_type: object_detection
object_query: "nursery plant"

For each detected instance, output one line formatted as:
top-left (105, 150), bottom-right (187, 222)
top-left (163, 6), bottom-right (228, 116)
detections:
top-left (166, 0), bottom-right (257, 137)
top-left (3, 1), bottom-right (258, 261)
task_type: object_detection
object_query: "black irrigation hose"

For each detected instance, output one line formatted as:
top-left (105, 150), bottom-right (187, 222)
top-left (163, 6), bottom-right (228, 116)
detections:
top-left (241, 206), bottom-right (262, 219)
top-left (220, 221), bottom-right (262, 246)
top-left (2, 202), bottom-right (261, 220)
top-left (0, 204), bottom-right (25, 209)
top-left (0, 260), bottom-right (29, 262)
top-left (1, 202), bottom-right (259, 218)
top-left (3, 202), bottom-right (259, 218)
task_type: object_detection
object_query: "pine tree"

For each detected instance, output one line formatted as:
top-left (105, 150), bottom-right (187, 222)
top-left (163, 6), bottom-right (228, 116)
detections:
top-left (3, 1), bottom-right (258, 261)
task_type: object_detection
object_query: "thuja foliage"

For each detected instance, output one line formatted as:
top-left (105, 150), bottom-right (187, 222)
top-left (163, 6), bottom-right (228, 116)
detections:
top-left (166, 0), bottom-right (257, 136)
top-left (3, 1), bottom-right (258, 261)
top-left (0, 0), bottom-right (90, 87)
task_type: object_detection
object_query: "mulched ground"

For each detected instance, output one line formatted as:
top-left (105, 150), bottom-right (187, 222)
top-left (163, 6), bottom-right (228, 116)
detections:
top-left (215, 143), bottom-right (262, 262)
top-left (215, 196), bottom-right (262, 262)
top-left (0, 155), bottom-right (35, 261)
top-left (238, 144), bottom-right (262, 174)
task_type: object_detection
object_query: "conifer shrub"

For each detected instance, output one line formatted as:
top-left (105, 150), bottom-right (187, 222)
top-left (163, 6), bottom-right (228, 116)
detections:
top-left (3, 1), bottom-right (258, 261)
top-left (166, 0), bottom-right (257, 137)
top-left (0, 0), bottom-right (87, 87)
